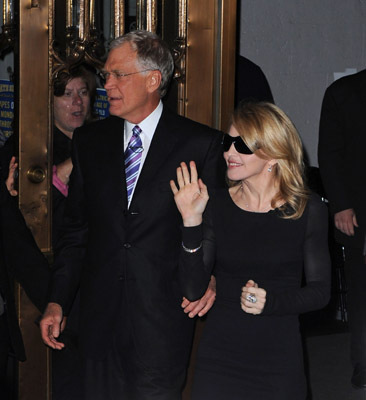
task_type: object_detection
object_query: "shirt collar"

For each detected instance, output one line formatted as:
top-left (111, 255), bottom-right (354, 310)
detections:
top-left (124, 100), bottom-right (163, 142)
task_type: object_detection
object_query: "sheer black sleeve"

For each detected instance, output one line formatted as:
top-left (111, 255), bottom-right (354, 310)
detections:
top-left (179, 202), bottom-right (216, 301)
top-left (262, 195), bottom-right (331, 316)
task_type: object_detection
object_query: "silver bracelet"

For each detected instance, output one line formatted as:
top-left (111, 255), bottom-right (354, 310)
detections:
top-left (181, 241), bottom-right (202, 253)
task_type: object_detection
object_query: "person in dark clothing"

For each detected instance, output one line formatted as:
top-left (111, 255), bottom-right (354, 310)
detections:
top-left (0, 174), bottom-right (50, 398)
top-left (40, 30), bottom-right (224, 400)
top-left (171, 101), bottom-right (330, 399)
top-left (50, 66), bottom-right (97, 400)
top-left (4, 65), bottom-right (97, 400)
top-left (235, 55), bottom-right (274, 106)
top-left (318, 69), bottom-right (366, 389)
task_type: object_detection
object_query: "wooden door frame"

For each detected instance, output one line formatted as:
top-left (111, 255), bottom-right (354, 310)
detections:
top-left (16, 0), bottom-right (52, 399)
top-left (185, 0), bottom-right (236, 131)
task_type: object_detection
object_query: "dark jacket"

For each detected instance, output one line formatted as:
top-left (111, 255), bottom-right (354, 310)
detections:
top-left (0, 179), bottom-right (50, 361)
top-left (318, 69), bottom-right (366, 248)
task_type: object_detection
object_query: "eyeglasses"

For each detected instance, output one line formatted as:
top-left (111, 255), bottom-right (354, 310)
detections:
top-left (221, 134), bottom-right (254, 154)
top-left (99, 69), bottom-right (154, 82)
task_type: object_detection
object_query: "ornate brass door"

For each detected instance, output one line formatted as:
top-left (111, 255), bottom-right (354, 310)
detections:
top-left (0, 1), bottom-right (236, 398)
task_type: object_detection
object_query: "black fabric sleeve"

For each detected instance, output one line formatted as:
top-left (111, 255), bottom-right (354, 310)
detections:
top-left (48, 131), bottom-right (88, 315)
top-left (262, 196), bottom-right (331, 316)
top-left (179, 203), bottom-right (216, 301)
top-left (0, 181), bottom-right (50, 312)
top-left (52, 186), bottom-right (67, 247)
top-left (318, 84), bottom-right (352, 213)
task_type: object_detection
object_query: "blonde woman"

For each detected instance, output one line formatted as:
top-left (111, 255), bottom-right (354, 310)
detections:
top-left (171, 102), bottom-right (331, 399)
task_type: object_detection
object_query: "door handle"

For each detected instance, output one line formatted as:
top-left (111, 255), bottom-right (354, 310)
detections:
top-left (27, 166), bottom-right (46, 184)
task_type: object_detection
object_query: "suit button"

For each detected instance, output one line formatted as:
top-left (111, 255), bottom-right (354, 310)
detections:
top-left (124, 243), bottom-right (131, 248)
top-left (118, 275), bottom-right (124, 281)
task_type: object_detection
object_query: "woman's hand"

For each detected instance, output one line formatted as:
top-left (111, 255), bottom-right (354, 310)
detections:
top-left (56, 158), bottom-right (73, 185)
top-left (170, 161), bottom-right (209, 227)
top-left (241, 279), bottom-right (267, 315)
top-left (6, 156), bottom-right (18, 196)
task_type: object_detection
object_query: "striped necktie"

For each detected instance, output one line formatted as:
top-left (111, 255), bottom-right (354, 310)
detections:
top-left (125, 125), bottom-right (143, 203)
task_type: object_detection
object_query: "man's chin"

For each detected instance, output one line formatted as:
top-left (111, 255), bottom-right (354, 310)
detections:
top-left (108, 107), bottom-right (123, 118)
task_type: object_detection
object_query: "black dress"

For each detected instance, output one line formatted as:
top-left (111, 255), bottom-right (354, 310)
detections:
top-left (181, 189), bottom-right (331, 400)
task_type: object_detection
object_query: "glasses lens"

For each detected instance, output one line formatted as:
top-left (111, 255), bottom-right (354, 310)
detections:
top-left (222, 134), bottom-right (253, 154)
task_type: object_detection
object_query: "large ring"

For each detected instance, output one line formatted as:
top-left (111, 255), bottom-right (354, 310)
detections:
top-left (246, 293), bottom-right (257, 304)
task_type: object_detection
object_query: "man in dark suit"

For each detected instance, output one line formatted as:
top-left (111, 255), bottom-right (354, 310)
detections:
top-left (40, 30), bottom-right (224, 399)
top-left (0, 174), bottom-right (50, 397)
top-left (318, 69), bottom-right (366, 389)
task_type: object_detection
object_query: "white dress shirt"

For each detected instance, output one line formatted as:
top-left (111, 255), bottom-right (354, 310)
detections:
top-left (124, 100), bottom-right (163, 206)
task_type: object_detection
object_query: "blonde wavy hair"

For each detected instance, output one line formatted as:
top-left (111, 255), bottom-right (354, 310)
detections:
top-left (230, 101), bottom-right (309, 219)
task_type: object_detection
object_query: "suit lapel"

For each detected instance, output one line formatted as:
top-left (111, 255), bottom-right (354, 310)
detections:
top-left (132, 109), bottom-right (178, 200)
top-left (104, 117), bottom-right (129, 209)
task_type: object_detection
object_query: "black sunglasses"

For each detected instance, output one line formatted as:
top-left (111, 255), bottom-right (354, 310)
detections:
top-left (221, 134), bottom-right (253, 154)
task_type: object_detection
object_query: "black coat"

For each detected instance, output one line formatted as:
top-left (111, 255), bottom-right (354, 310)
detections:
top-left (318, 69), bottom-right (366, 248)
top-left (0, 180), bottom-right (50, 361)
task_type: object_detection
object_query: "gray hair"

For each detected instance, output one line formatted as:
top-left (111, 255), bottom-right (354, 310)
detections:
top-left (110, 30), bottom-right (174, 98)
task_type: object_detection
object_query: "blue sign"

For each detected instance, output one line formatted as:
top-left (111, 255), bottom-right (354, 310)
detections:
top-left (93, 88), bottom-right (110, 119)
top-left (0, 79), bottom-right (14, 141)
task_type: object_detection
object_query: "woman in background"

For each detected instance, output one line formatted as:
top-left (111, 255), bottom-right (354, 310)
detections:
top-left (51, 65), bottom-right (96, 246)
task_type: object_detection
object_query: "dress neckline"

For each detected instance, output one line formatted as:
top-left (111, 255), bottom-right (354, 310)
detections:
top-left (225, 188), bottom-right (278, 215)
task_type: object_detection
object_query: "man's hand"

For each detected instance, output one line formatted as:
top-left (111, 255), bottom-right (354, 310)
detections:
top-left (334, 208), bottom-right (358, 236)
top-left (181, 275), bottom-right (216, 318)
top-left (6, 156), bottom-right (18, 196)
top-left (40, 302), bottom-right (66, 350)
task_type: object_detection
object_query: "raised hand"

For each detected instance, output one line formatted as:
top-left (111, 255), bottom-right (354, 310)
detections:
top-left (170, 161), bottom-right (209, 227)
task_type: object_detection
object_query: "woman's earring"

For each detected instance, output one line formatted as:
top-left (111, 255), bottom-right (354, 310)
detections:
top-left (267, 165), bottom-right (272, 172)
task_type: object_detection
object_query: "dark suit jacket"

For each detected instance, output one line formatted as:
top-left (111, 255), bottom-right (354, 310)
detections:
top-left (49, 107), bottom-right (225, 368)
top-left (0, 180), bottom-right (50, 361)
top-left (318, 69), bottom-right (366, 248)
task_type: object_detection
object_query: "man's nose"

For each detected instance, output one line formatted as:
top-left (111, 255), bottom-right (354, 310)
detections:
top-left (103, 74), bottom-right (116, 89)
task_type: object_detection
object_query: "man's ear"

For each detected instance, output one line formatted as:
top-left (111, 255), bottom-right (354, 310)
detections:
top-left (147, 70), bottom-right (162, 93)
